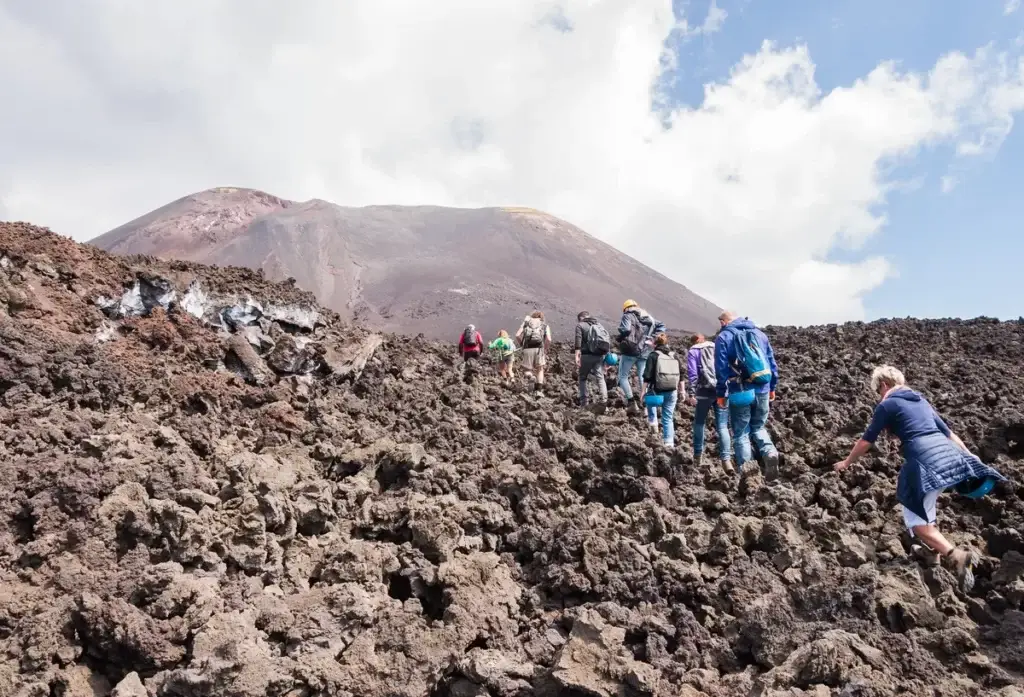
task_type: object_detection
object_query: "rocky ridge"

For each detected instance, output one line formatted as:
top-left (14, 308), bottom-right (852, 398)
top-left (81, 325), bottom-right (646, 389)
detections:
top-left (1, 221), bottom-right (1023, 697)
top-left (88, 187), bottom-right (721, 338)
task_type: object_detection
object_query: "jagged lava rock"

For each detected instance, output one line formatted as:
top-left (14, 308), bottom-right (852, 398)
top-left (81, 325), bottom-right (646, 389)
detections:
top-left (1, 221), bottom-right (1023, 696)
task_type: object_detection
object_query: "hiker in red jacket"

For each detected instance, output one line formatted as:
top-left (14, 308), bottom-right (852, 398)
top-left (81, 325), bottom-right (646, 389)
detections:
top-left (458, 324), bottom-right (483, 362)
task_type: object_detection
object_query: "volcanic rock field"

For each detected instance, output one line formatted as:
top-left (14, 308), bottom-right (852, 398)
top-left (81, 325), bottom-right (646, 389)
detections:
top-left (1, 221), bottom-right (1022, 697)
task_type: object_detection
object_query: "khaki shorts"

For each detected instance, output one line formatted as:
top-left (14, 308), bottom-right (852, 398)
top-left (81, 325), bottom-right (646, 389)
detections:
top-left (521, 348), bottom-right (546, 371)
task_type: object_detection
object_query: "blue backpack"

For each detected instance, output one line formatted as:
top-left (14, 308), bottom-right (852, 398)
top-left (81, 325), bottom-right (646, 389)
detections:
top-left (734, 328), bottom-right (772, 386)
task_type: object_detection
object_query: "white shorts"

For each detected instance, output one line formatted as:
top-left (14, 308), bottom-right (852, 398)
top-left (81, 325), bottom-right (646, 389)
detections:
top-left (902, 489), bottom-right (942, 531)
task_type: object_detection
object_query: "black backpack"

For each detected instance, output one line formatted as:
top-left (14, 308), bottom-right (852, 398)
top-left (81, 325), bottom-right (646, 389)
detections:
top-left (583, 321), bottom-right (611, 355)
top-left (462, 328), bottom-right (478, 348)
top-left (619, 312), bottom-right (648, 356)
top-left (644, 350), bottom-right (681, 392)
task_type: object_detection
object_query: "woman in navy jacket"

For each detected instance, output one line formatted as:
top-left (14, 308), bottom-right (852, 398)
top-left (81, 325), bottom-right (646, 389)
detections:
top-left (834, 365), bottom-right (1005, 591)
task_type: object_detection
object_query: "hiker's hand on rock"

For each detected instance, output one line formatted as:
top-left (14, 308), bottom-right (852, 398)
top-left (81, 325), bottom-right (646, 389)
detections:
top-left (769, 391), bottom-right (776, 401)
top-left (833, 459), bottom-right (850, 472)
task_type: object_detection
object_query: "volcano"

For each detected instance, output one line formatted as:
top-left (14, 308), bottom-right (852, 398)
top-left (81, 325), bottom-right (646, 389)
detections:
top-left (89, 187), bottom-right (721, 340)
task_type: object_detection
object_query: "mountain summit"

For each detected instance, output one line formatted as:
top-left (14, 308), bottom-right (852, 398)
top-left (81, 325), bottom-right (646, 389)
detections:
top-left (90, 187), bottom-right (720, 338)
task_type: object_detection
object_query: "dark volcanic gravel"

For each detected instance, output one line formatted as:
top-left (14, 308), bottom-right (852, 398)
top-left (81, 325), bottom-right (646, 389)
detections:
top-left (1, 221), bottom-right (1022, 697)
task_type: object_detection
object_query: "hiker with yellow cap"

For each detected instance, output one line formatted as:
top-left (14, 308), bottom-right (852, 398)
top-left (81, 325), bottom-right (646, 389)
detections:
top-left (616, 299), bottom-right (664, 415)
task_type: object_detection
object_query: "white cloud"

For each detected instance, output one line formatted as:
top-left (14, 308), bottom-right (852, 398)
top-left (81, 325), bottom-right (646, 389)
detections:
top-left (679, 0), bottom-right (728, 38)
top-left (1, 1), bottom-right (1023, 325)
top-left (941, 175), bottom-right (959, 193)
top-left (1006, 0), bottom-right (1021, 15)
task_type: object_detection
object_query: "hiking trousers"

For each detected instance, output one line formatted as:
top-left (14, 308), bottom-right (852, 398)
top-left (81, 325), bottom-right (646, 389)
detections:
top-left (694, 397), bottom-right (732, 461)
top-left (729, 391), bottom-right (777, 465)
top-left (618, 354), bottom-right (648, 401)
top-left (645, 389), bottom-right (678, 446)
top-left (578, 354), bottom-right (608, 405)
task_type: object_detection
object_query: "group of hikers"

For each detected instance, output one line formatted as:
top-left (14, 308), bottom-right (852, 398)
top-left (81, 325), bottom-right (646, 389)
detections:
top-left (458, 311), bottom-right (552, 387)
top-left (458, 300), bottom-right (1008, 592)
top-left (458, 302), bottom-right (780, 476)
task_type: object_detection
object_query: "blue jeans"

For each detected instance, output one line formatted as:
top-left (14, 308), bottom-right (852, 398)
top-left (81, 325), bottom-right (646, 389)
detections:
top-left (645, 389), bottom-right (678, 445)
top-left (694, 397), bottom-right (732, 461)
top-left (729, 391), bottom-right (777, 465)
top-left (618, 354), bottom-right (648, 400)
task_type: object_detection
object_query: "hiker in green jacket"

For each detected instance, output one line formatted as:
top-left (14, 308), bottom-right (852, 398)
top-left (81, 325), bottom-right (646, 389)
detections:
top-left (488, 330), bottom-right (516, 384)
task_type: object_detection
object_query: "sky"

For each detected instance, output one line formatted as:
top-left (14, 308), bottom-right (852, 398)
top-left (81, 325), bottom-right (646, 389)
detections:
top-left (1, 0), bottom-right (1023, 326)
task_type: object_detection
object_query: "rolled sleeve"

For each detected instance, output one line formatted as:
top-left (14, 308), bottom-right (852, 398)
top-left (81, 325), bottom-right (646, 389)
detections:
top-left (862, 403), bottom-right (889, 443)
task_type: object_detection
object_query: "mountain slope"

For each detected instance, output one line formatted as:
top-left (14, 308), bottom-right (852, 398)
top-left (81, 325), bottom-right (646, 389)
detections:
top-left (2, 220), bottom-right (1023, 696)
top-left (90, 188), bottom-right (721, 338)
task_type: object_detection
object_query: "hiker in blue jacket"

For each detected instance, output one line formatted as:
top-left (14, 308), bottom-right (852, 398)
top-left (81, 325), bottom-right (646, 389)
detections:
top-left (714, 311), bottom-right (780, 479)
top-left (834, 365), bottom-right (1006, 592)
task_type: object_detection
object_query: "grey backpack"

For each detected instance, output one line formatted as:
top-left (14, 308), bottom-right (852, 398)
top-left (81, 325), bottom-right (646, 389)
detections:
top-left (645, 351), bottom-right (681, 392)
top-left (695, 342), bottom-right (716, 390)
top-left (584, 321), bottom-right (611, 355)
top-left (522, 318), bottom-right (546, 348)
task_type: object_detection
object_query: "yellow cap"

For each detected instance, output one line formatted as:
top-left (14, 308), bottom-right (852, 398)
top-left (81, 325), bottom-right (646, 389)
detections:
top-left (623, 299), bottom-right (637, 311)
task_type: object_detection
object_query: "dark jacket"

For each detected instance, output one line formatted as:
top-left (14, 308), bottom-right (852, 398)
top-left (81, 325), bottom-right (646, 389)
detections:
top-left (574, 317), bottom-right (606, 355)
top-left (864, 388), bottom-right (1006, 520)
top-left (714, 318), bottom-right (778, 398)
top-left (617, 308), bottom-right (663, 357)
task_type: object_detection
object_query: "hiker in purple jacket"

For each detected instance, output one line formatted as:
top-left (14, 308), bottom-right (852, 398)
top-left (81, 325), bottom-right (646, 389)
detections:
top-left (687, 334), bottom-right (733, 473)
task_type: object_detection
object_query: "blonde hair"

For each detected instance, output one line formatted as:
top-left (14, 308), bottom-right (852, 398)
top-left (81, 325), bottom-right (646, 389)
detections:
top-left (498, 329), bottom-right (508, 338)
top-left (870, 365), bottom-right (906, 394)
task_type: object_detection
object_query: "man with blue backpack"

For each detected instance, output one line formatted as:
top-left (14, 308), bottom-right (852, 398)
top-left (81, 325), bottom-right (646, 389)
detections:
top-left (714, 311), bottom-right (780, 480)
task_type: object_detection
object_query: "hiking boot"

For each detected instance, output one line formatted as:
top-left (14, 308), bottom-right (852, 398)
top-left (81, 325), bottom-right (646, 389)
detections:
top-left (695, 452), bottom-right (705, 468)
top-left (534, 382), bottom-right (544, 394)
top-left (720, 459), bottom-right (735, 476)
top-left (648, 420), bottom-right (658, 433)
top-left (626, 401), bottom-right (640, 416)
top-left (942, 547), bottom-right (980, 593)
top-left (763, 451), bottom-right (780, 481)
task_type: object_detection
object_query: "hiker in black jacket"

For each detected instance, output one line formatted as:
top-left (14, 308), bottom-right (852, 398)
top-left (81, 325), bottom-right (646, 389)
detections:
top-left (574, 311), bottom-right (610, 408)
